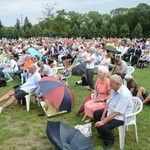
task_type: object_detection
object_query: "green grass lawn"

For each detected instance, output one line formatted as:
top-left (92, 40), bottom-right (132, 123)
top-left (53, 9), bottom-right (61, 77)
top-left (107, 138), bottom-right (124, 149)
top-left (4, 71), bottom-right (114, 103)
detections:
top-left (0, 67), bottom-right (150, 150)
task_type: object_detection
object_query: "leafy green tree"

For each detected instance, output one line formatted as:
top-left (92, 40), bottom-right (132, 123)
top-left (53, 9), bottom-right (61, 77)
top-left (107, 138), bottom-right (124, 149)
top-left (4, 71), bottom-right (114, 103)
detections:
top-left (23, 17), bottom-right (32, 30)
top-left (119, 24), bottom-right (130, 38)
top-left (0, 20), bottom-right (2, 29)
top-left (87, 11), bottom-right (103, 29)
top-left (136, 3), bottom-right (150, 38)
top-left (132, 23), bottom-right (143, 38)
top-left (109, 23), bottom-right (118, 37)
top-left (0, 26), bottom-right (8, 38)
top-left (15, 18), bottom-right (20, 30)
top-left (90, 23), bottom-right (98, 38)
top-left (100, 22), bottom-right (109, 38)
top-left (31, 25), bottom-right (42, 37)
top-left (50, 9), bottom-right (68, 37)
top-left (24, 27), bottom-right (32, 38)
top-left (71, 24), bottom-right (80, 38)
top-left (67, 11), bottom-right (83, 30)
top-left (80, 24), bottom-right (89, 38)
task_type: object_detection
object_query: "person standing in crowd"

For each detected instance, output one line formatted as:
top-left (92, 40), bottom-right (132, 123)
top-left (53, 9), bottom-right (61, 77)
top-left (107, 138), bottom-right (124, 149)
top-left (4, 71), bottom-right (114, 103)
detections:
top-left (94, 74), bottom-right (133, 149)
top-left (84, 47), bottom-right (96, 91)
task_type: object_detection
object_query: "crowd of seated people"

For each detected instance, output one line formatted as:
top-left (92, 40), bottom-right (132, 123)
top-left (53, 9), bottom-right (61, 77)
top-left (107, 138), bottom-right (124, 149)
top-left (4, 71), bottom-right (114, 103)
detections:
top-left (0, 37), bottom-right (150, 150)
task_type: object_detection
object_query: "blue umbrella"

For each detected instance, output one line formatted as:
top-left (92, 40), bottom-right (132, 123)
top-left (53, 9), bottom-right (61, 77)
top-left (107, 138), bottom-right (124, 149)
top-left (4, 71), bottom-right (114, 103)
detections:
top-left (28, 47), bottom-right (42, 61)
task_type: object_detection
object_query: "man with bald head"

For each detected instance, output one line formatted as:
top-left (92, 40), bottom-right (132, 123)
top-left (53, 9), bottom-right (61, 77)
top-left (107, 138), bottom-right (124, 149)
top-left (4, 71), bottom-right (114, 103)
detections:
top-left (0, 64), bottom-right (41, 113)
top-left (94, 74), bottom-right (133, 149)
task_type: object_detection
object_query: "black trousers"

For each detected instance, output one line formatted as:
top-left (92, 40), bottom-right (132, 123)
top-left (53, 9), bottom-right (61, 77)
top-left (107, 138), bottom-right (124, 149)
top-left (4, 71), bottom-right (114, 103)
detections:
top-left (86, 68), bottom-right (94, 89)
top-left (93, 109), bottom-right (124, 146)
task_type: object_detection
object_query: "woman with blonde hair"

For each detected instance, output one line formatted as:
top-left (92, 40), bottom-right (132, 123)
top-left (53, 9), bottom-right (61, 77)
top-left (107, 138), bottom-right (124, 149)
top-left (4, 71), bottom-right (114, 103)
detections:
top-left (84, 66), bottom-right (110, 121)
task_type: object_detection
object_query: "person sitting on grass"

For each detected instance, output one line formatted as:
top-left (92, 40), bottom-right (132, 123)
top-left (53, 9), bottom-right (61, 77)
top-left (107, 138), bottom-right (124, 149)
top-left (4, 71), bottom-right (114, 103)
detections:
top-left (136, 86), bottom-right (150, 104)
top-left (0, 64), bottom-right (41, 113)
top-left (124, 74), bottom-right (138, 96)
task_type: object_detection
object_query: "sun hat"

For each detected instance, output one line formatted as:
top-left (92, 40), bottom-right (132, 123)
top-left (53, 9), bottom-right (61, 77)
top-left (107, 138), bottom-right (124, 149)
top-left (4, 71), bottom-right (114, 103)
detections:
top-left (125, 74), bottom-right (133, 80)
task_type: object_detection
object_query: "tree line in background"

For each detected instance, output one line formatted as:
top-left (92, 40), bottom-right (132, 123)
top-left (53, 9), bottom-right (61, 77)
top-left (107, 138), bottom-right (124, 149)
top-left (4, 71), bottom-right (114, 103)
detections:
top-left (0, 3), bottom-right (150, 40)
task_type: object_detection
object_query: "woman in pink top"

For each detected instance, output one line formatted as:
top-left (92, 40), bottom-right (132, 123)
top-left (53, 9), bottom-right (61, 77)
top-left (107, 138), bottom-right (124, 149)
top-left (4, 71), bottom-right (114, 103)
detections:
top-left (84, 66), bottom-right (110, 119)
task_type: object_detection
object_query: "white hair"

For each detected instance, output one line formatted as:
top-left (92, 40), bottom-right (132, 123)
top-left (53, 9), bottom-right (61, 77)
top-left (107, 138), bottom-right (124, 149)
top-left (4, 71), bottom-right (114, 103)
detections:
top-left (110, 74), bottom-right (122, 84)
top-left (98, 66), bottom-right (109, 75)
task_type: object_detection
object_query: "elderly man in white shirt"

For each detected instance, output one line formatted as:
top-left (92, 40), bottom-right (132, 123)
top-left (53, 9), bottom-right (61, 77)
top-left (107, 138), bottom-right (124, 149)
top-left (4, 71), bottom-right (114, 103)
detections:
top-left (0, 64), bottom-right (41, 113)
top-left (94, 74), bottom-right (133, 149)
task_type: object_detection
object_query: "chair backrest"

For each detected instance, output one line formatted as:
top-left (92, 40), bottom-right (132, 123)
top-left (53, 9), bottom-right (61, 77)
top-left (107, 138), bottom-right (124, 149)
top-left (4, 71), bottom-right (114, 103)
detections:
top-left (51, 68), bottom-right (58, 76)
top-left (127, 66), bottom-right (135, 75)
top-left (132, 97), bottom-right (143, 114)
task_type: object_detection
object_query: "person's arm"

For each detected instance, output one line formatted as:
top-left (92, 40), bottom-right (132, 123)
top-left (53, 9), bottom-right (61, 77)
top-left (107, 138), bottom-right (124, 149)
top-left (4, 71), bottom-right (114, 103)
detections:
top-left (95, 110), bottom-right (119, 127)
top-left (115, 65), bottom-right (124, 75)
top-left (111, 65), bottom-right (116, 74)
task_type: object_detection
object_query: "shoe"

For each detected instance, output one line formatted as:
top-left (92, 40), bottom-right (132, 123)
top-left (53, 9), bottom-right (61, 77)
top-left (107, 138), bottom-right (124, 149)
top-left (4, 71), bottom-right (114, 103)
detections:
top-left (0, 107), bottom-right (3, 114)
top-left (88, 88), bottom-right (94, 91)
top-left (85, 118), bottom-right (94, 123)
top-left (7, 79), bottom-right (13, 82)
top-left (103, 143), bottom-right (113, 150)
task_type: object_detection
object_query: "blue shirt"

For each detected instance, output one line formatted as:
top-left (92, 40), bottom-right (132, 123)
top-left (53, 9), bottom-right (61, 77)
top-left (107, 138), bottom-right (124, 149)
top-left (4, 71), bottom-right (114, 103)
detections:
top-left (20, 71), bottom-right (41, 95)
top-left (107, 84), bottom-right (133, 121)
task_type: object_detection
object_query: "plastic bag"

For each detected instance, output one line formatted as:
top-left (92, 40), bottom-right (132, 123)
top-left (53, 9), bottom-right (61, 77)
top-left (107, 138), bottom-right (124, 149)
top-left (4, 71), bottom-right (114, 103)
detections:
top-left (75, 122), bottom-right (92, 138)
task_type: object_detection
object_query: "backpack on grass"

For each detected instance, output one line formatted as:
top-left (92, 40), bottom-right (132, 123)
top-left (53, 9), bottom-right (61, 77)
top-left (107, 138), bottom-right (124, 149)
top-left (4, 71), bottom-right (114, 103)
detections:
top-left (0, 78), bottom-right (7, 87)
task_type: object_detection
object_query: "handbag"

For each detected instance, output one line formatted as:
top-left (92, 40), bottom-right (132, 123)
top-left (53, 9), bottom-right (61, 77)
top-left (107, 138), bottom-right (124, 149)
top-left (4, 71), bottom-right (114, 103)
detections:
top-left (75, 122), bottom-right (92, 138)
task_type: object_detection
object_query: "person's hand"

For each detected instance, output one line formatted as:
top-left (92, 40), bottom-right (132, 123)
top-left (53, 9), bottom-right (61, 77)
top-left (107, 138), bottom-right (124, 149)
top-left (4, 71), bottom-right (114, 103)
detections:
top-left (116, 65), bottom-right (119, 69)
top-left (95, 121), bottom-right (104, 127)
top-left (101, 115), bottom-right (105, 120)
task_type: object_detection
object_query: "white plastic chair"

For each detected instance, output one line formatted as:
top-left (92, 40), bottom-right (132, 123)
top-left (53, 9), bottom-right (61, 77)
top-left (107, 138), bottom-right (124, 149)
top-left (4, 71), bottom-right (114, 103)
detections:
top-left (24, 86), bottom-right (38, 111)
top-left (118, 97), bottom-right (143, 149)
top-left (124, 66), bottom-right (135, 85)
top-left (51, 68), bottom-right (58, 76)
top-left (127, 66), bottom-right (135, 75)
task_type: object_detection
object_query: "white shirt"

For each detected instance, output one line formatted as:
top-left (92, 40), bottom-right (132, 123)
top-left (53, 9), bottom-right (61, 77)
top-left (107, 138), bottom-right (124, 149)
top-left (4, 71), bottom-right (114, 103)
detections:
top-left (10, 59), bottom-right (18, 72)
top-left (107, 85), bottom-right (133, 121)
top-left (42, 64), bottom-right (52, 76)
top-left (86, 53), bottom-right (95, 69)
top-left (20, 71), bottom-right (41, 94)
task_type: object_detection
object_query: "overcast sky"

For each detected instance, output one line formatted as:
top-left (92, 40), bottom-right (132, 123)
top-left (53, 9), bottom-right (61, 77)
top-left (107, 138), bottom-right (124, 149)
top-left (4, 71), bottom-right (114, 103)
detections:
top-left (0, 0), bottom-right (150, 27)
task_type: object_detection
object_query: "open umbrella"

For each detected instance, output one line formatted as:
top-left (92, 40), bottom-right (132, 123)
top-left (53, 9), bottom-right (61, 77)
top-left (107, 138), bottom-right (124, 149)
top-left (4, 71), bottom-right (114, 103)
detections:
top-left (64, 39), bottom-right (75, 44)
top-left (28, 47), bottom-right (42, 61)
top-left (38, 76), bottom-right (74, 112)
top-left (72, 63), bottom-right (86, 76)
top-left (106, 46), bottom-right (121, 54)
top-left (46, 121), bottom-right (94, 150)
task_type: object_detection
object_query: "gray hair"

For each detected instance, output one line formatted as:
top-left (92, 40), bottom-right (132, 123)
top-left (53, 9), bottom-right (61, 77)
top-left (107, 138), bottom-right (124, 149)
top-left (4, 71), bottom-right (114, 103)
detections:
top-left (98, 66), bottom-right (109, 75)
top-left (110, 74), bottom-right (122, 84)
